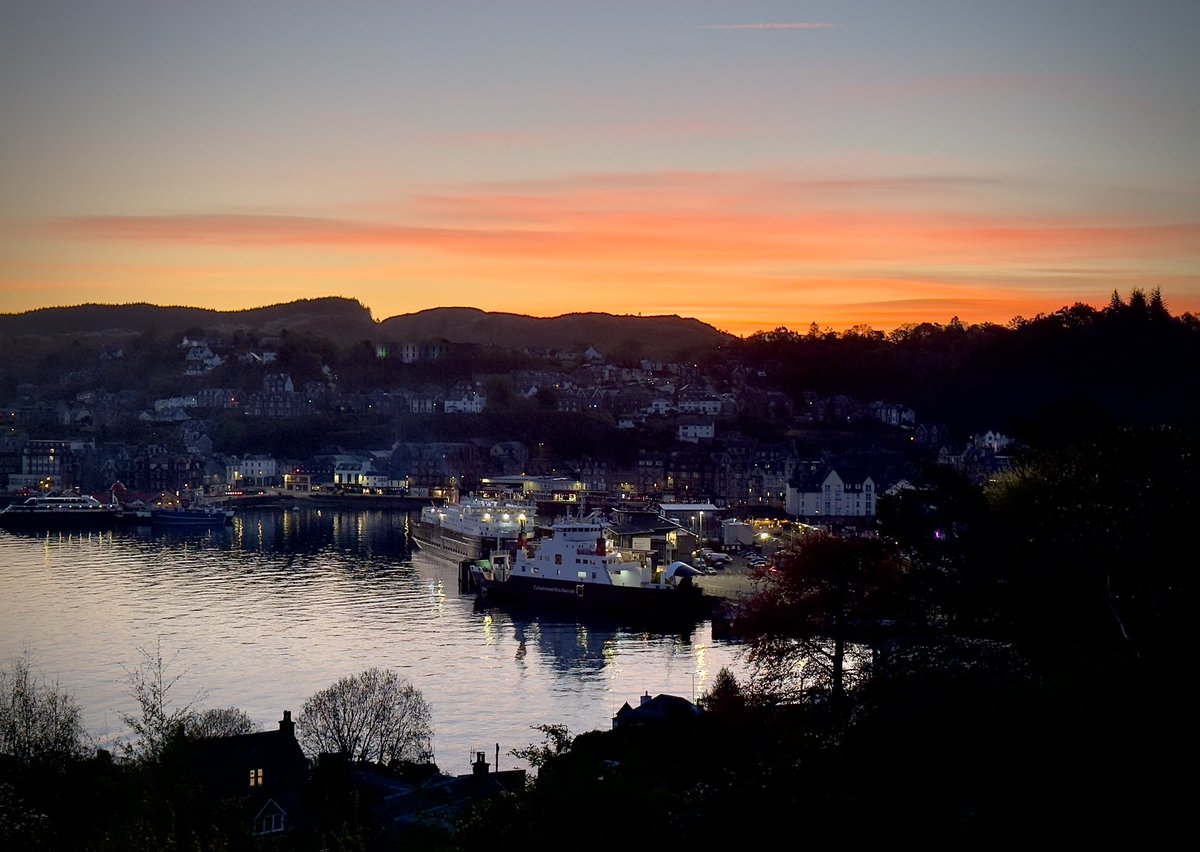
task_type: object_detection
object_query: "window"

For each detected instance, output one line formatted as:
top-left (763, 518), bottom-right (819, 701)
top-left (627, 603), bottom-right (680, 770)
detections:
top-left (250, 768), bottom-right (263, 787)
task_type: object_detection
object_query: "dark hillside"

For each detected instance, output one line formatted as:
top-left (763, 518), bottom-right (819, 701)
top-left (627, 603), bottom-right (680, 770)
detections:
top-left (377, 307), bottom-right (733, 362)
top-left (0, 297), bottom-right (376, 340)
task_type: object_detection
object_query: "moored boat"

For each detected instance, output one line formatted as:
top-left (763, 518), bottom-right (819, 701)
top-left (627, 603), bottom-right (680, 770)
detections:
top-left (412, 496), bottom-right (536, 561)
top-left (151, 505), bottom-right (234, 526)
top-left (466, 514), bottom-right (713, 625)
top-left (0, 494), bottom-right (120, 531)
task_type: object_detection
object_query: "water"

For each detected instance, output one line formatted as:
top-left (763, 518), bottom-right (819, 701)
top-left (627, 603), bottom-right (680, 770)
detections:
top-left (0, 508), bottom-right (745, 771)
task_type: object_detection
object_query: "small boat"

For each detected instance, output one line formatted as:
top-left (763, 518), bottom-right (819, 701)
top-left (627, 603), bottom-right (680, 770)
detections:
top-left (465, 514), bottom-right (713, 625)
top-left (0, 494), bottom-right (120, 531)
top-left (412, 495), bottom-right (536, 561)
top-left (151, 505), bottom-right (234, 526)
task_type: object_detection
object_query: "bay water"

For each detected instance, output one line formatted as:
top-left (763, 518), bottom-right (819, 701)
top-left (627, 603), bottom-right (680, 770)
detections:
top-left (0, 508), bottom-right (744, 772)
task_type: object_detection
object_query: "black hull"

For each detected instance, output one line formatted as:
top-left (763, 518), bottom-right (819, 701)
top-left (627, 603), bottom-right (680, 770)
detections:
top-left (474, 574), bottom-right (715, 630)
top-left (0, 513), bottom-right (118, 533)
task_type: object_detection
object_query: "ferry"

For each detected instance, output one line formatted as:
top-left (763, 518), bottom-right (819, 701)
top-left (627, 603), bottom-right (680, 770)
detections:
top-left (465, 514), bottom-right (713, 624)
top-left (411, 496), bottom-right (536, 561)
top-left (0, 494), bottom-right (119, 531)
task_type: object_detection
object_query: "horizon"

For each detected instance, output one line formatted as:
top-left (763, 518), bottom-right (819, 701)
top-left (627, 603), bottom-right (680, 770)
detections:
top-left (0, 289), bottom-right (1178, 340)
top-left (3, 2), bottom-right (1197, 337)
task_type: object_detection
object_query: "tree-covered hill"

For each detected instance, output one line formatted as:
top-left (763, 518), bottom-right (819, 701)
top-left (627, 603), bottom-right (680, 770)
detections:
top-left (377, 306), bottom-right (733, 362)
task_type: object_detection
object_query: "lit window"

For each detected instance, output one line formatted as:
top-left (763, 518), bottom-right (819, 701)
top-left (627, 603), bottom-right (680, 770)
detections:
top-left (250, 768), bottom-right (263, 787)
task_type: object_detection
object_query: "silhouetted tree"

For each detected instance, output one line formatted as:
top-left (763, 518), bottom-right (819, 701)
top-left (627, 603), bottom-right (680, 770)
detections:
top-left (297, 668), bottom-right (432, 765)
top-left (185, 707), bottom-right (255, 739)
top-left (0, 651), bottom-right (88, 768)
top-left (119, 642), bottom-right (204, 763)
top-left (739, 533), bottom-right (910, 714)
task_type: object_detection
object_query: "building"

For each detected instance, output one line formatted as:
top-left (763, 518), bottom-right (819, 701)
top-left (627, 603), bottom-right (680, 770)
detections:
top-left (786, 467), bottom-right (876, 518)
top-left (187, 711), bottom-right (310, 839)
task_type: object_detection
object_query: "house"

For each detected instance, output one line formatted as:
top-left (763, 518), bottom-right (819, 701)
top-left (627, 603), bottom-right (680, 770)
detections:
top-left (187, 711), bottom-right (310, 839)
top-left (350, 751), bottom-right (526, 840)
top-left (612, 692), bottom-right (703, 729)
top-left (608, 504), bottom-right (696, 566)
top-left (443, 392), bottom-right (487, 414)
top-left (677, 417), bottom-right (715, 444)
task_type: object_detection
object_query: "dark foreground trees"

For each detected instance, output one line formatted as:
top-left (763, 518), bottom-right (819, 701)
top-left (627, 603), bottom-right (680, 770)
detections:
top-left (0, 652), bottom-right (88, 769)
top-left (298, 667), bottom-right (434, 766)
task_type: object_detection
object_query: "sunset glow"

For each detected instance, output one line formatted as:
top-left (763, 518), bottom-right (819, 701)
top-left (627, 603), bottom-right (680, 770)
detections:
top-left (2, 1), bottom-right (1197, 335)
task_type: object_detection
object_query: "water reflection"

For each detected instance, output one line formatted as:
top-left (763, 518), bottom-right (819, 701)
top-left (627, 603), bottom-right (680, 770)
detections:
top-left (1, 509), bottom-right (745, 769)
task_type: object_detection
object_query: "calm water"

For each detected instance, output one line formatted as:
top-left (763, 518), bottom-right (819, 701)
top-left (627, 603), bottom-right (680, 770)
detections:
top-left (0, 508), bottom-right (744, 771)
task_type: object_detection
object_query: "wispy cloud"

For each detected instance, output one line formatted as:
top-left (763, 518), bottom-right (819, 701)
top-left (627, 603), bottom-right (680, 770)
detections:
top-left (697, 22), bottom-right (838, 30)
top-left (41, 170), bottom-right (1198, 334)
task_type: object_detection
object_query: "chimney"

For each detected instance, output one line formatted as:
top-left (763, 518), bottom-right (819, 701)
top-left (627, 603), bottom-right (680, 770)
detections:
top-left (472, 751), bottom-right (490, 776)
top-left (640, 691), bottom-right (651, 707)
top-left (279, 710), bottom-right (295, 739)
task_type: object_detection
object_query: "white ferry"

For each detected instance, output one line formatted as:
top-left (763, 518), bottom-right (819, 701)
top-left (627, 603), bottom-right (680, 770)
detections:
top-left (466, 514), bottom-right (712, 624)
top-left (0, 494), bottom-right (119, 531)
top-left (411, 496), bottom-right (536, 561)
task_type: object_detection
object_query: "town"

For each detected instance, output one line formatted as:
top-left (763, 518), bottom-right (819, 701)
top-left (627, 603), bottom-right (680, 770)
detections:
top-left (1, 299), bottom-right (1029, 526)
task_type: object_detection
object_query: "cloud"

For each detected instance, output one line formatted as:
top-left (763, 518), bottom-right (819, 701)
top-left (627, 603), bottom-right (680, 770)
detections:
top-left (697, 22), bottom-right (839, 30)
top-left (40, 169), bottom-right (1198, 334)
top-left (54, 174), bottom-right (1200, 268)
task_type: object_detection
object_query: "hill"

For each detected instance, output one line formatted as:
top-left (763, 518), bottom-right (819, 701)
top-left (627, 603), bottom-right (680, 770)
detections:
top-left (0, 300), bottom-right (733, 362)
top-left (0, 298), bottom-right (378, 340)
top-left (376, 307), bottom-right (732, 360)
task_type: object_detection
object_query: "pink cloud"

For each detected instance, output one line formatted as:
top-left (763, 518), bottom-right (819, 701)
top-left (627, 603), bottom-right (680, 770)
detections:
top-left (55, 174), bottom-right (1199, 268)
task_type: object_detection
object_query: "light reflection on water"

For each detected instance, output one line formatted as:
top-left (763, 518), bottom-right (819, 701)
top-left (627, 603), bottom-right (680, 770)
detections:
top-left (0, 509), bottom-right (745, 771)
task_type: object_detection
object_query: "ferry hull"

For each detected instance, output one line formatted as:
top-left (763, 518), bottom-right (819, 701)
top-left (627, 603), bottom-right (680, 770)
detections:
top-left (0, 509), bottom-right (118, 532)
top-left (473, 573), bottom-right (714, 628)
top-left (411, 519), bottom-right (519, 562)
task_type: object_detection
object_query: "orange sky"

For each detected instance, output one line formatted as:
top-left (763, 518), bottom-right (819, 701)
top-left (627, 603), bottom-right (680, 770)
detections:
top-left (2, 3), bottom-right (1197, 336)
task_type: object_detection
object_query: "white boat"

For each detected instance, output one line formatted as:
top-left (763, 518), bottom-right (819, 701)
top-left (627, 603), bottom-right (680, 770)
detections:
top-left (0, 494), bottom-right (119, 531)
top-left (411, 496), bottom-right (536, 561)
top-left (466, 514), bottom-right (712, 624)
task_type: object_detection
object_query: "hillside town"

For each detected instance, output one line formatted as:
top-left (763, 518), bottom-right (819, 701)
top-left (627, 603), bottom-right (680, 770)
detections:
top-left (1, 326), bottom-right (1016, 527)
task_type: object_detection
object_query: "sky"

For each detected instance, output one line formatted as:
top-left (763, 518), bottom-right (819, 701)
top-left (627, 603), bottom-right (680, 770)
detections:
top-left (2, 1), bottom-right (1198, 337)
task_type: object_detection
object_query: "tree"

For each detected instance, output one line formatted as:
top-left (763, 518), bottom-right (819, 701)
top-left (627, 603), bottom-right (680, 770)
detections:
top-left (186, 706), bottom-right (255, 739)
top-left (698, 666), bottom-right (746, 715)
top-left (119, 642), bottom-right (204, 763)
top-left (509, 723), bottom-right (572, 770)
top-left (297, 668), bottom-right (433, 766)
top-left (0, 651), bottom-right (87, 767)
top-left (983, 426), bottom-right (1198, 661)
top-left (738, 533), bottom-right (910, 714)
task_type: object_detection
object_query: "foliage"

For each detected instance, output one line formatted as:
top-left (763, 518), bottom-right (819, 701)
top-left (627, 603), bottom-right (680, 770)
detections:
top-left (698, 666), bottom-right (746, 715)
top-left (738, 532), bottom-right (911, 712)
top-left (509, 723), bottom-right (572, 770)
top-left (185, 706), bottom-right (255, 739)
top-left (0, 652), bottom-right (88, 768)
top-left (983, 426), bottom-right (1198, 660)
top-left (297, 668), bottom-right (433, 765)
top-left (118, 642), bottom-right (204, 763)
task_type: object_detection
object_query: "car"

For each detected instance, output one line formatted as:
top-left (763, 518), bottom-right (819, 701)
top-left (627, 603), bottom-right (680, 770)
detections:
top-left (707, 552), bottom-right (732, 564)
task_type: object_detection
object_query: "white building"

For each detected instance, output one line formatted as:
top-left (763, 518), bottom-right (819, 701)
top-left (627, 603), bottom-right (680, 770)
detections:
top-left (443, 393), bottom-right (487, 414)
top-left (786, 468), bottom-right (876, 518)
top-left (227, 456), bottom-right (278, 489)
